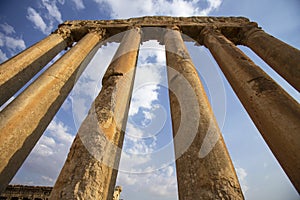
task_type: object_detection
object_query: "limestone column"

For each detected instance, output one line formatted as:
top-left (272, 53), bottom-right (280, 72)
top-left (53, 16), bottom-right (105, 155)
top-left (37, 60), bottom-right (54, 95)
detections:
top-left (200, 27), bottom-right (300, 193)
top-left (0, 29), bottom-right (103, 193)
top-left (49, 27), bottom-right (141, 200)
top-left (165, 27), bottom-right (244, 199)
top-left (240, 26), bottom-right (300, 91)
top-left (0, 26), bottom-right (73, 106)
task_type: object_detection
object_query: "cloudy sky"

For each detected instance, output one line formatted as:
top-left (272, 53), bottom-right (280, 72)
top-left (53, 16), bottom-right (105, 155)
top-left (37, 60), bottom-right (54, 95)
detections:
top-left (0, 0), bottom-right (299, 200)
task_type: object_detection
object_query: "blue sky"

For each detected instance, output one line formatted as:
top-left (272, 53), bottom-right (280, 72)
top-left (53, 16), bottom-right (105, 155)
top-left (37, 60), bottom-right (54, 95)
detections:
top-left (0, 0), bottom-right (299, 200)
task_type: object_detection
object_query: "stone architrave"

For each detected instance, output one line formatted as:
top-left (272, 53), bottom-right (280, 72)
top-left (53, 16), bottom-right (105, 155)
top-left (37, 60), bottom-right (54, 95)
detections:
top-left (0, 30), bottom-right (103, 194)
top-left (200, 27), bottom-right (300, 193)
top-left (49, 27), bottom-right (141, 200)
top-left (165, 27), bottom-right (244, 199)
top-left (0, 26), bottom-right (73, 106)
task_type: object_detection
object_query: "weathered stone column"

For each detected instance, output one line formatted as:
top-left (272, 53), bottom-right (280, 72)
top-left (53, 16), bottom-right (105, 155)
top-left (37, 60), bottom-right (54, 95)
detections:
top-left (49, 27), bottom-right (141, 200)
top-left (0, 26), bottom-right (73, 106)
top-left (165, 27), bottom-right (244, 199)
top-left (240, 26), bottom-right (300, 91)
top-left (0, 30), bottom-right (103, 193)
top-left (200, 27), bottom-right (300, 193)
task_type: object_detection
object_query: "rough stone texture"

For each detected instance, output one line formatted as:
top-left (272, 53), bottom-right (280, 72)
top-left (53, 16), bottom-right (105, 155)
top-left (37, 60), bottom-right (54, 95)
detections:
top-left (0, 185), bottom-right (52, 200)
top-left (49, 27), bottom-right (141, 200)
top-left (0, 31), bottom-right (102, 194)
top-left (165, 27), bottom-right (244, 200)
top-left (240, 26), bottom-right (300, 91)
top-left (57, 16), bottom-right (253, 44)
top-left (0, 16), bottom-right (299, 198)
top-left (0, 27), bottom-right (73, 106)
top-left (0, 185), bottom-right (121, 200)
top-left (200, 27), bottom-right (300, 193)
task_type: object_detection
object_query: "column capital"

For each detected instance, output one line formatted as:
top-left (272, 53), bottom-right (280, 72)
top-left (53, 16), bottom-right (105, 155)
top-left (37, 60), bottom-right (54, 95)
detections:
top-left (238, 25), bottom-right (263, 45)
top-left (127, 25), bottom-right (141, 29)
top-left (161, 25), bottom-right (181, 45)
top-left (198, 25), bottom-right (220, 46)
top-left (53, 25), bottom-right (74, 47)
top-left (199, 22), bottom-right (261, 46)
top-left (125, 26), bottom-right (142, 35)
top-left (166, 25), bottom-right (180, 31)
top-left (88, 27), bottom-right (106, 38)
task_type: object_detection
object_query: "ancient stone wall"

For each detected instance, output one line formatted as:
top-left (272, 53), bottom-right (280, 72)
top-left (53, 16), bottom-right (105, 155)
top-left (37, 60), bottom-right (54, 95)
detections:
top-left (0, 185), bottom-right (52, 200)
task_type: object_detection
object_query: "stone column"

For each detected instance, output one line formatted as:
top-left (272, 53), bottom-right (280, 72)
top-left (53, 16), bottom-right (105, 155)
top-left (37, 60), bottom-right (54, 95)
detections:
top-left (0, 30), bottom-right (103, 193)
top-left (200, 27), bottom-right (300, 193)
top-left (49, 27), bottom-right (141, 200)
top-left (165, 27), bottom-right (244, 199)
top-left (0, 26), bottom-right (73, 106)
top-left (240, 26), bottom-right (300, 91)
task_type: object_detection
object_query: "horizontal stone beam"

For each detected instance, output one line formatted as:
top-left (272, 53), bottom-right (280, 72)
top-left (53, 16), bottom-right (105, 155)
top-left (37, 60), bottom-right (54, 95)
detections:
top-left (59, 16), bottom-right (255, 42)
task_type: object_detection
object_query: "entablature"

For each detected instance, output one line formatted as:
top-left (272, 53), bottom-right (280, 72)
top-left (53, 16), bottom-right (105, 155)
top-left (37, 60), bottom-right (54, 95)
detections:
top-left (55, 16), bottom-right (258, 45)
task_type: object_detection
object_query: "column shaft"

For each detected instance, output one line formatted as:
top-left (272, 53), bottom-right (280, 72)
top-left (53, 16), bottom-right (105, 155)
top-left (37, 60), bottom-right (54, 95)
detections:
top-left (49, 27), bottom-right (141, 200)
top-left (165, 28), bottom-right (244, 199)
top-left (0, 28), bottom-right (73, 106)
top-left (241, 27), bottom-right (300, 91)
top-left (201, 27), bottom-right (300, 193)
top-left (0, 31), bottom-right (102, 193)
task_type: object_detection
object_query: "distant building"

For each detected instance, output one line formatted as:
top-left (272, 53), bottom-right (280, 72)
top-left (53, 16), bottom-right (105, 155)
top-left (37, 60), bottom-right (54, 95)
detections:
top-left (0, 185), bottom-right (51, 200)
top-left (113, 186), bottom-right (122, 200)
top-left (0, 185), bottom-right (123, 200)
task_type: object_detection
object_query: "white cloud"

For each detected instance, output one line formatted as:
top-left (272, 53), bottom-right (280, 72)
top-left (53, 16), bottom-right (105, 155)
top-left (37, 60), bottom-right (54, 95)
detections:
top-left (129, 83), bottom-right (160, 116)
top-left (57, 0), bottom-right (65, 4)
top-left (42, 175), bottom-right (54, 183)
top-left (236, 167), bottom-right (249, 193)
top-left (42, 0), bottom-right (63, 23)
top-left (3, 35), bottom-right (26, 52)
top-left (117, 164), bottom-right (177, 199)
top-left (93, 0), bottom-right (223, 18)
top-left (129, 42), bottom-right (165, 116)
top-left (0, 23), bottom-right (15, 35)
top-left (124, 124), bottom-right (157, 155)
top-left (0, 23), bottom-right (26, 59)
top-left (0, 49), bottom-right (8, 63)
top-left (72, 0), bottom-right (85, 10)
top-left (199, 0), bottom-right (222, 15)
top-left (61, 97), bottom-right (72, 111)
top-left (27, 7), bottom-right (50, 34)
top-left (27, 0), bottom-right (63, 35)
top-left (47, 120), bottom-right (74, 144)
top-left (11, 118), bottom-right (75, 186)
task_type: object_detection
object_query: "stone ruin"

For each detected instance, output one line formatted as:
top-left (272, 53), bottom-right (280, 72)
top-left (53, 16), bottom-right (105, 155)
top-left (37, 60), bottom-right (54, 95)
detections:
top-left (0, 16), bottom-right (299, 199)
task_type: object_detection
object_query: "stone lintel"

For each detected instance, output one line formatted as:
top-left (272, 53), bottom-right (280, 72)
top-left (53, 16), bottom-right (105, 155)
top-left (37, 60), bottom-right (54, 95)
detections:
top-left (54, 16), bottom-right (256, 44)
